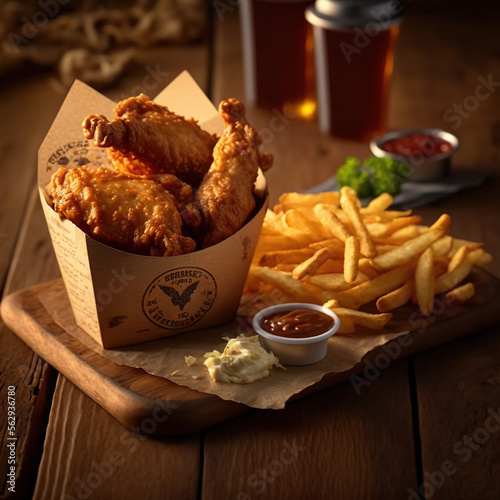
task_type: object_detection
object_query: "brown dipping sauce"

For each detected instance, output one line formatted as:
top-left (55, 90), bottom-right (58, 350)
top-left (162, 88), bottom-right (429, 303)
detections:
top-left (260, 309), bottom-right (334, 339)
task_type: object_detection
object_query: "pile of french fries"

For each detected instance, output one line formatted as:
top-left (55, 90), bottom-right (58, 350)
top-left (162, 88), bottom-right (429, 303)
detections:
top-left (244, 187), bottom-right (493, 335)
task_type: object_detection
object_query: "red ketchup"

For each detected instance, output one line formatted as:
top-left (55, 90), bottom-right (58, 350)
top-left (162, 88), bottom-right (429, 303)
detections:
top-left (382, 133), bottom-right (453, 157)
top-left (260, 309), bottom-right (334, 339)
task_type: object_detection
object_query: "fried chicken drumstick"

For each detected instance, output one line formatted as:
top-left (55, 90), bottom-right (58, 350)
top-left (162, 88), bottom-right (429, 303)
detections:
top-left (83, 94), bottom-right (217, 186)
top-left (48, 166), bottom-right (196, 256)
top-left (195, 98), bottom-right (273, 248)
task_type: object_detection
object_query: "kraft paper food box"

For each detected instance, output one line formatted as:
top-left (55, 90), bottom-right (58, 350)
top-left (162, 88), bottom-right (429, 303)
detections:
top-left (38, 71), bottom-right (268, 348)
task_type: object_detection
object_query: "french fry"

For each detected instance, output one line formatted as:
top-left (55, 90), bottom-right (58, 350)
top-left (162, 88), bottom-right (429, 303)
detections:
top-left (415, 247), bottom-right (435, 316)
top-left (316, 259), bottom-right (344, 274)
top-left (251, 266), bottom-right (312, 302)
top-left (370, 226), bottom-right (445, 271)
top-left (330, 307), bottom-right (393, 330)
top-left (450, 237), bottom-right (484, 252)
top-left (358, 258), bottom-right (379, 279)
top-left (344, 235), bottom-right (360, 283)
top-left (362, 192), bottom-right (393, 214)
top-left (336, 316), bottom-right (356, 335)
top-left (432, 235), bottom-right (453, 257)
top-left (299, 281), bottom-right (343, 305)
top-left (365, 209), bottom-right (413, 222)
top-left (323, 298), bottom-right (340, 308)
top-left (338, 263), bottom-right (414, 307)
top-left (293, 248), bottom-right (332, 280)
top-left (434, 248), bottom-right (483, 294)
top-left (259, 248), bottom-right (316, 267)
top-left (430, 213), bottom-right (451, 232)
top-left (447, 245), bottom-right (468, 272)
top-left (309, 238), bottom-right (344, 253)
top-left (390, 224), bottom-right (420, 241)
top-left (278, 191), bottom-right (340, 209)
top-left (314, 204), bottom-right (351, 243)
top-left (310, 271), bottom-right (368, 291)
top-left (283, 209), bottom-right (326, 238)
top-left (376, 279), bottom-right (414, 312)
top-left (323, 301), bottom-right (392, 330)
top-left (445, 282), bottom-right (475, 304)
top-left (376, 215), bottom-right (423, 237)
top-left (340, 187), bottom-right (377, 258)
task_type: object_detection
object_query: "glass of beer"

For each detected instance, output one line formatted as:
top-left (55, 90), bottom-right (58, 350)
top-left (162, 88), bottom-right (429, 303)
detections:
top-left (306, 0), bottom-right (403, 141)
top-left (240, 0), bottom-right (316, 118)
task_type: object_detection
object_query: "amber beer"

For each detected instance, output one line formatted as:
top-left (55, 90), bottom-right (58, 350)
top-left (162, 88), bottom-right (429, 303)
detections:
top-left (240, 0), bottom-right (316, 118)
top-left (306, 0), bottom-right (403, 141)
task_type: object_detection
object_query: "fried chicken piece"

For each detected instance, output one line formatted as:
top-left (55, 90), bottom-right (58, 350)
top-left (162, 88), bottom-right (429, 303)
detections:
top-left (48, 166), bottom-right (196, 256)
top-left (195, 98), bottom-right (273, 248)
top-left (82, 94), bottom-right (218, 186)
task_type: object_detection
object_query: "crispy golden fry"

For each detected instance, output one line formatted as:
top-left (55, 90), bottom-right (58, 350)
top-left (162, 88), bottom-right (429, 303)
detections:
top-left (445, 282), bottom-right (475, 304)
top-left (316, 259), bottom-right (344, 274)
top-left (299, 281), bottom-right (343, 305)
top-left (434, 248), bottom-right (483, 294)
top-left (278, 191), bottom-right (340, 209)
top-left (260, 247), bottom-right (315, 267)
top-left (338, 263), bottom-right (414, 308)
top-left (370, 225), bottom-right (446, 271)
top-left (293, 247), bottom-right (333, 280)
top-left (362, 192), bottom-right (393, 213)
top-left (430, 213), bottom-right (451, 232)
top-left (251, 266), bottom-right (312, 302)
top-left (283, 209), bottom-right (327, 238)
top-left (310, 271), bottom-right (368, 291)
top-left (373, 215), bottom-right (422, 238)
top-left (376, 279), bottom-right (414, 312)
top-left (331, 307), bottom-right (393, 330)
top-left (323, 301), bottom-right (392, 330)
top-left (344, 235), bottom-right (360, 283)
top-left (451, 238), bottom-right (484, 253)
top-left (340, 187), bottom-right (377, 258)
top-left (314, 203), bottom-right (351, 243)
top-left (415, 247), bottom-right (435, 316)
top-left (358, 258), bottom-right (379, 279)
top-left (336, 316), bottom-right (356, 335)
top-left (309, 238), bottom-right (344, 254)
top-left (365, 209), bottom-right (413, 222)
top-left (391, 225), bottom-right (420, 240)
top-left (432, 235), bottom-right (454, 257)
top-left (448, 245), bottom-right (469, 272)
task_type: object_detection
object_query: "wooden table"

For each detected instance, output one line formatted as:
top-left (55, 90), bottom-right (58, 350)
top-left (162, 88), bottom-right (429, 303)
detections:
top-left (1, 4), bottom-right (499, 499)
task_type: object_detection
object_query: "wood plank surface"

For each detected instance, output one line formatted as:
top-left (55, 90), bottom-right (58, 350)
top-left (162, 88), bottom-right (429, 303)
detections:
top-left (203, 360), bottom-right (418, 500)
top-left (413, 324), bottom-right (500, 500)
top-left (32, 376), bottom-right (200, 500)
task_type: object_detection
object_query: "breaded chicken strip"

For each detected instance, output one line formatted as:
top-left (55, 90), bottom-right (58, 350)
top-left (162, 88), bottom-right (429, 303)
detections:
top-left (83, 94), bottom-right (217, 186)
top-left (48, 166), bottom-right (196, 256)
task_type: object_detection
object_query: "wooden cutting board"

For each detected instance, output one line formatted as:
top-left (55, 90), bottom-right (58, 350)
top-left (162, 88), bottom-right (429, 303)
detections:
top-left (2, 270), bottom-right (500, 436)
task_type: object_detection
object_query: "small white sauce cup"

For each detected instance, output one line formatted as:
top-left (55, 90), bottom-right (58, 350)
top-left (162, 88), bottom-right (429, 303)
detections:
top-left (252, 303), bottom-right (340, 366)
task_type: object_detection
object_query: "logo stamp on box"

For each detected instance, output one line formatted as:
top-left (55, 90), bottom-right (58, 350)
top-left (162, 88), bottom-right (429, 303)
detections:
top-left (46, 141), bottom-right (111, 173)
top-left (142, 267), bottom-right (217, 330)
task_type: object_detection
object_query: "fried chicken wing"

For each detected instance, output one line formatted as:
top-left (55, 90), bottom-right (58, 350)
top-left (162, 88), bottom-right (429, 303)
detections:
top-left (48, 166), bottom-right (196, 256)
top-left (83, 94), bottom-right (217, 186)
top-left (195, 98), bottom-right (273, 248)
